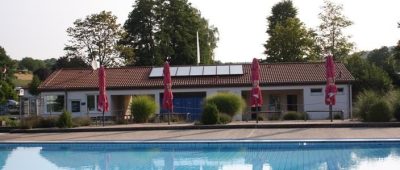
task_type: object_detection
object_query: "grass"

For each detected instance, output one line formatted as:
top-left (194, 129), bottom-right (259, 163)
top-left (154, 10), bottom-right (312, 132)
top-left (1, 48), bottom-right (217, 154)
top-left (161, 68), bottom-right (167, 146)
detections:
top-left (13, 73), bottom-right (33, 87)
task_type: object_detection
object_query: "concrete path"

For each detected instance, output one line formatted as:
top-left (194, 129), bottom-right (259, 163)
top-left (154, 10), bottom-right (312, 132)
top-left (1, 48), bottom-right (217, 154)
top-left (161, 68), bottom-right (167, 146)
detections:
top-left (1, 127), bottom-right (400, 141)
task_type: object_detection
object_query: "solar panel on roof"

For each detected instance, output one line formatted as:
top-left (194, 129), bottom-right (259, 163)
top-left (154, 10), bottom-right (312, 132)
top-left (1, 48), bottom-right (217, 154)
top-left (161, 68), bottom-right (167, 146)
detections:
top-left (229, 65), bottom-right (243, 75)
top-left (190, 66), bottom-right (203, 76)
top-left (203, 66), bottom-right (217, 75)
top-left (149, 64), bottom-right (243, 77)
top-left (176, 67), bottom-right (191, 76)
top-left (170, 67), bottom-right (178, 76)
top-left (217, 65), bottom-right (230, 75)
top-left (149, 67), bottom-right (163, 77)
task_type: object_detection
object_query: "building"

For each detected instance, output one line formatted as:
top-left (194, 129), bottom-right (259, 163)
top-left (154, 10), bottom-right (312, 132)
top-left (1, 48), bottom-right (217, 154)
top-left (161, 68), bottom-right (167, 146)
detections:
top-left (37, 62), bottom-right (354, 120)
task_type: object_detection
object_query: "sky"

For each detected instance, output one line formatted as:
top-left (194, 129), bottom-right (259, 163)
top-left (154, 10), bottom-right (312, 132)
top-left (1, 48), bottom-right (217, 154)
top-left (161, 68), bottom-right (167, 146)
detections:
top-left (0, 0), bottom-right (400, 63)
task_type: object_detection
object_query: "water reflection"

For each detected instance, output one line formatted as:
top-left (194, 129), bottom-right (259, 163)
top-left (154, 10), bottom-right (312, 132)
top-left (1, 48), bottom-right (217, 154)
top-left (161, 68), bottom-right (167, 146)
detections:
top-left (0, 143), bottom-right (399, 170)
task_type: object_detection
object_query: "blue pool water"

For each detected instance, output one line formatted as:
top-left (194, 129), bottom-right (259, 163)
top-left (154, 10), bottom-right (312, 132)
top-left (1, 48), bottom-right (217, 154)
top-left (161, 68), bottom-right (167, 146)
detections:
top-left (1, 141), bottom-right (400, 170)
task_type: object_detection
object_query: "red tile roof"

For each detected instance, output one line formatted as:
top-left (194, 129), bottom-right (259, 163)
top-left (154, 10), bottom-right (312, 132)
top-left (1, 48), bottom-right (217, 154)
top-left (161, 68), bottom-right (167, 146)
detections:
top-left (38, 62), bottom-right (354, 91)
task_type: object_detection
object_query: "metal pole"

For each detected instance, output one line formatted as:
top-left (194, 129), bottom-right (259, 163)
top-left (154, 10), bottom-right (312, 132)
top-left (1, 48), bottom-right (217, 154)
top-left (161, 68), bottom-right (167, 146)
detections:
top-left (329, 105), bottom-right (333, 122)
top-left (102, 110), bottom-right (105, 126)
top-left (256, 106), bottom-right (259, 124)
top-left (168, 111), bottom-right (170, 125)
top-left (19, 97), bottom-right (22, 120)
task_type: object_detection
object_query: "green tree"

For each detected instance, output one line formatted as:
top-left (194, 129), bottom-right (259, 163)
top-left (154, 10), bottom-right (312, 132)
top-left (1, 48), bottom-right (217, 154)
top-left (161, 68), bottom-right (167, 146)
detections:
top-left (123, 0), bottom-right (218, 66)
top-left (18, 57), bottom-right (46, 72)
top-left (394, 40), bottom-right (400, 61)
top-left (366, 46), bottom-right (400, 86)
top-left (344, 53), bottom-right (392, 96)
top-left (265, 1), bottom-right (319, 62)
top-left (43, 58), bottom-right (57, 69)
top-left (33, 68), bottom-right (51, 81)
top-left (28, 75), bottom-right (41, 96)
top-left (318, 0), bottom-right (353, 60)
top-left (266, 0), bottom-right (297, 36)
top-left (65, 11), bottom-right (132, 67)
top-left (0, 46), bottom-right (17, 104)
top-left (265, 18), bottom-right (317, 62)
top-left (53, 56), bottom-right (89, 70)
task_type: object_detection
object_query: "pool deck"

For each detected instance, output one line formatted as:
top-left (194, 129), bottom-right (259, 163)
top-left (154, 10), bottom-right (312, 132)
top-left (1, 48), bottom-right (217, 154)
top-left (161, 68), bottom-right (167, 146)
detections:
top-left (1, 120), bottom-right (400, 141)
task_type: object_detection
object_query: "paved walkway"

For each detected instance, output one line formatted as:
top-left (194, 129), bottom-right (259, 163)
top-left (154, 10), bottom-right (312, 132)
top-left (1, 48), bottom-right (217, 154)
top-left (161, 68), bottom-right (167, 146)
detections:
top-left (1, 126), bottom-right (400, 141)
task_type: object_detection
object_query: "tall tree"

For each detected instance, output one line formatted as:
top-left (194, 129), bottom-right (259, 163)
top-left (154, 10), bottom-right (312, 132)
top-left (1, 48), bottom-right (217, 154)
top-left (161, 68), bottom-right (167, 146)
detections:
top-left (53, 56), bottom-right (90, 70)
top-left (18, 57), bottom-right (46, 72)
top-left (344, 53), bottom-right (392, 96)
top-left (0, 46), bottom-right (17, 103)
top-left (123, 0), bottom-right (218, 66)
top-left (28, 75), bottom-right (41, 96)
top-left (394, 40), bottom-right (400, 61)
top-left (266, 0), bottom-right (297, 36)
top-left (65, 11), bottom-right (133, 67)
top-left (264, 0), bottom-right (319, 62)
top-left (318, 0), bottom-right (353, 60)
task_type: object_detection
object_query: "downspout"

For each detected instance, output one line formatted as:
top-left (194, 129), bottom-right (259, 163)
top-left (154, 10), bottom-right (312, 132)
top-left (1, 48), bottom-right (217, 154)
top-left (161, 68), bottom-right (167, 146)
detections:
top-left (348, 84), bottom-right (352, 119)
top-left (64, 87), bottom-right (68, 112)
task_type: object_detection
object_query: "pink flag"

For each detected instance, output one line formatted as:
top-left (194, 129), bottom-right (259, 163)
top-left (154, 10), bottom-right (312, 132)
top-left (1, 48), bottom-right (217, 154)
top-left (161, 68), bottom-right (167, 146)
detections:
top-left (325, 55), bottom-right (337, 105)
top-left (98, 65), bottom-right (109, 112)
top-left (251, 58), bottom-right (263, 107)
top-left (162, 61), bottom-right (173, 112)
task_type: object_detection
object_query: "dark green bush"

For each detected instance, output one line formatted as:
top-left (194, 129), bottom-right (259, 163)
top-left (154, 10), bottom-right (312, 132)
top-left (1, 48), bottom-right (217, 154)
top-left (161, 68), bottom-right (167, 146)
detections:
top-left (205, 92), bottom-right (245, 117)
top-left (333, 114), bottom-right (342, 120)
top-left (72, 116), bottom-right (91, 127)
top-left (389, 91), bottom-right (400, 121)
top-left (131, 96), bottom-right (157, 123)
top-left (282, 112), bottom-right (299, 120)
top-left (219, 113), bottom-right (232, 124)
top-left (57, 110), bottom-right (73, 128)
top-left (394, 103), bottom-right (400, 121)
top-left (365, 100), bottom-right (392, 122)
top-left (201, 103), bottom-right (219, 125)
top-left (354, 90), bottom-right (380, 120)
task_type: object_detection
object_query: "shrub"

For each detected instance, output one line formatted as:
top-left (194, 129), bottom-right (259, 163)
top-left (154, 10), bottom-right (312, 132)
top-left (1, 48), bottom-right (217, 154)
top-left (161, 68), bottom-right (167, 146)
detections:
top-left (201, 103), bottom-right (219, 125)
top-left (39, 116), bottom-right (58, 128)
top-left (219, 113), bottom-right (232, 124)
top-left (0, 116), bottom-right (18, 127)
top-left (19, 116), bottom-right (41, 129)
top-left (282, 112), bottom-right (299, 120)
top-left (354, 90), bottom-right (380, 120)
top-left (268, 114), bottom-right (280, 121)
top-left (365, 100), bottom-right (392, 122)
top-left (205, 92), bottom-right (245, 117)
top-left (72, 116), bottom-right (91, 127)
top-left (389, 91), bottom-right (400, 121)
top-left (333, 114), bottom-right (342, 120)
top-left (131, 96), bottom-right (157, 123)
top-left (57, 110), bottom-right (73, 128)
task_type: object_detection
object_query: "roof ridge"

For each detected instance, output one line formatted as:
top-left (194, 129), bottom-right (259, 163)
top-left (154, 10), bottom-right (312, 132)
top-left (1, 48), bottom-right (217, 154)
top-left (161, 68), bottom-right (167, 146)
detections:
top-left (43, 68), bottom-right (63, 86)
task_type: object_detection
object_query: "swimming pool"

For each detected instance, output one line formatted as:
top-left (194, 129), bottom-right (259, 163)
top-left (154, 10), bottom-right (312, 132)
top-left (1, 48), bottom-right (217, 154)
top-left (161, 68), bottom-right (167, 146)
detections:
top-left (1, 140), bottom-right (400, 170)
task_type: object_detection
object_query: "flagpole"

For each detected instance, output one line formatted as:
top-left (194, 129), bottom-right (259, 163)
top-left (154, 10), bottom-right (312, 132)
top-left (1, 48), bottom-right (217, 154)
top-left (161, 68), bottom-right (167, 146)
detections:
top-left (196, 31), bottom-right (200, 65)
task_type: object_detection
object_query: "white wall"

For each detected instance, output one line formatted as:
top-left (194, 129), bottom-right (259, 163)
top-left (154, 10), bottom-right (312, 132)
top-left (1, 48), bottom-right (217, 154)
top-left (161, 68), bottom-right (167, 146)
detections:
top-left (302, 84), bottom-right (351, 119)
top-left (40, 83), bottom-right (352, 120)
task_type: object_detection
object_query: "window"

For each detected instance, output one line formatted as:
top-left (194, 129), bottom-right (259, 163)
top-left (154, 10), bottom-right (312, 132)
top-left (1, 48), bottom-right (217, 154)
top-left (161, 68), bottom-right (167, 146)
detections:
top-left (87, 95), bottom-right (98, 112)
top-left (71, 100), bottom-right (81, 113)
top-left (337, 88), bottom-right (344, 95)
top-left (269, 95), bottom-right (281, 111)
top-left (310, 88), bottom-right (323, 96)
top-left (287, 95), bottom-right (298, 111)
top-left (46, 95), bottom-right (64, 113)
